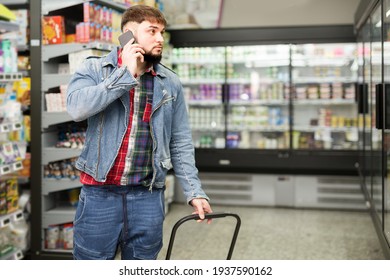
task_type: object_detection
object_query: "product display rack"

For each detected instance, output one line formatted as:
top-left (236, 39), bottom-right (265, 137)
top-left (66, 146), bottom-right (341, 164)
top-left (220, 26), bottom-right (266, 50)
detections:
top-left (29, 0), bottom-right (130, 260)
top-left (0, 210), bottom-right (24, 260)
top-left (0, 6), bottom-right (28, 260)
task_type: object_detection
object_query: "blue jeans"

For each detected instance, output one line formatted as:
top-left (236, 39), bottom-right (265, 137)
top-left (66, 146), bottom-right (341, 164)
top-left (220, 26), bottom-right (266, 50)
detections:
top-left (73, 185), bottom-right (165, 260)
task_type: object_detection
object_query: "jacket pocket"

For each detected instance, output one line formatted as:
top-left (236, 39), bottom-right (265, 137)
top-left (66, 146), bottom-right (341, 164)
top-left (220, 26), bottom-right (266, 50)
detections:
top-left (73, 190), bottom-right (87, 226)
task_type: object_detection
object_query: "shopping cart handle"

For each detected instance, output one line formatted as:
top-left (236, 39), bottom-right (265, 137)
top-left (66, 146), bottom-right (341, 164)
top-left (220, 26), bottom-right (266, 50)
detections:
top-left (176, 212), bottom-right (240, 223)
top-left (165, 212), bottom-right (241, 260)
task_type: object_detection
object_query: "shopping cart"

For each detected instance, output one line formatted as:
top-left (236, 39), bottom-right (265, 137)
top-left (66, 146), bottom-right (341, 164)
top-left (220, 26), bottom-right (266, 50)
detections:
top-left (165, 212), bottom-right (241, 260)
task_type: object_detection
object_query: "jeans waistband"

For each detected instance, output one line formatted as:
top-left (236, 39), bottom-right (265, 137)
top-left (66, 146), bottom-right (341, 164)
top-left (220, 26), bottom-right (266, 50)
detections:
top-left (82, 184), bottom-right (152, 196)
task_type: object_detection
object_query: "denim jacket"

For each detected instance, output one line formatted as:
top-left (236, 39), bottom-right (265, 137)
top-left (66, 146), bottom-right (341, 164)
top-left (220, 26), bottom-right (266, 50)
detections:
top-left (66, 47), bottom-right (208, 203)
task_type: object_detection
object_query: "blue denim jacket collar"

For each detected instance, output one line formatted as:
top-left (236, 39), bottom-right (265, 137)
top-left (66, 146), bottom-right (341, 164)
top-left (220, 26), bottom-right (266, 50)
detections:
top-left (101, 47), bottom-right (167, 79)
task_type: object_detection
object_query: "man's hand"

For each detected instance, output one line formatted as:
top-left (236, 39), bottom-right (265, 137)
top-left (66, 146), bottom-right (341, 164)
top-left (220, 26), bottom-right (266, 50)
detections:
top-left (121, 38), bottom-right (145, 77)
top-left (190, 198), bottom-right (212, 224)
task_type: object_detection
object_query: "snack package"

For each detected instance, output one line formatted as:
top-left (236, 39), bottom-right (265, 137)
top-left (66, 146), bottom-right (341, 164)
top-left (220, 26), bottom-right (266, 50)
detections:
top-left (42, 16), bottom-right (65, 45)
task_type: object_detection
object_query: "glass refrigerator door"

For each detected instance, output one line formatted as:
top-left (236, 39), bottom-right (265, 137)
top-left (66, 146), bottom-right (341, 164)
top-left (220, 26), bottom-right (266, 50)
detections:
top-left (357, 31), bottom-right (369, 184)
top-left (291, 43), bottom-right (358, 150)
top-left (171, 47), bottom-right (226, 148)
top-left (360, 22), bottom-right (374, 192)
top-left (225, 45), bottom-right (290, 149)
top-left (371, 5), bottom-right (383, 223)
top-left (384, 0), bottom-right (390, 243)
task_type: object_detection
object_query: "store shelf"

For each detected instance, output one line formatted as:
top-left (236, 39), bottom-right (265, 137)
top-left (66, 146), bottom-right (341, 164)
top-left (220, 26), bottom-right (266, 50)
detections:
top-left (239, 60), bottom-right (290, 68)
top-left (42, 207), bottom-right (75, 228)
top-left (43, 248), bottom-right (72, 254)
top-left (172, 58), bottom-right (225, 64)
top-left (188, 100), bottom-right (222, 106)
top-left (293, 77), bottom-right (356, 83)
top-left (17, 45), bottom-right (29, 52)
top-left (42, 178), bottom-right (81, 195)
top-left (229, 100), bottom-right (288, 106)
top-left (227, 77), bottom-right (288, 84)
top-left (0, 209), bottom-right (24, 229)
top-left (192, 127), bottom-right (225, 132)
top-left (0, 161), bottom-right (23, 178)
top-left (0, 72), bottom-right (22, 81)
top-left (42, 112), bottom-right (73, 128)
top-left (0, 0), bottom-right (28, 5)
top-left (0, 248), bottom-right (23, 260)
top-left (43, 42), bottom-right (116, 61)
top-left (293, 126), bottom-right (358, 133)
top-left (42, 0), bottom-right (128, 15)
top-left (42, 74), bottom-right (72, 91)
top-left (181, 78), bottom-right (225, 85)
top-left (293, 99), bottom-right (355, 105)
top-left (0, 121), bottom-right (23, 133)
top-left (0, 20), bottom-right (19, 34)
top-left (292, 56), bottom-right (355, 67)
top-left (229, 56), bottom-right (290, 64)
top-left (228, 126), bottom-right (288, 132)
top-left (20, 70), bottom-right (30, 77)
top-left (42, 147), bottom-right (81, 165)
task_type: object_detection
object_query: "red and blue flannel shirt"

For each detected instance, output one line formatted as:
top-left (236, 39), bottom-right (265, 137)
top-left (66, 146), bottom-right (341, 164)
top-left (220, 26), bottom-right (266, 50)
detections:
top-left (80, 52), bottom-right (155, 186)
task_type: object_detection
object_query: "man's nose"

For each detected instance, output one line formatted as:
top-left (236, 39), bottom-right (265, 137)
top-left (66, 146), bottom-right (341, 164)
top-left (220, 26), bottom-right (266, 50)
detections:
top-left (156, 32), bottom-right (164, 42)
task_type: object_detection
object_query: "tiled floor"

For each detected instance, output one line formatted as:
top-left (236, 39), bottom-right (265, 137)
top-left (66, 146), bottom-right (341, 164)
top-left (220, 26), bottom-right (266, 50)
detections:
top-left (158, 203), bottom-right (385, 260)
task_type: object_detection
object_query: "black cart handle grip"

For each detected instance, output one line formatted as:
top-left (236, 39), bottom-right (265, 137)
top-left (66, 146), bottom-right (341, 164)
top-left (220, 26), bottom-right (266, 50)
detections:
top-left (165, 212), bottom-right (241, 260)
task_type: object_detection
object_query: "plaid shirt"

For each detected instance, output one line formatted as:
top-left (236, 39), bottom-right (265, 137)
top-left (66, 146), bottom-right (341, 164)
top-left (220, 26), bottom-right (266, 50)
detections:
top-left (80, 53), bottom-right (155, 186)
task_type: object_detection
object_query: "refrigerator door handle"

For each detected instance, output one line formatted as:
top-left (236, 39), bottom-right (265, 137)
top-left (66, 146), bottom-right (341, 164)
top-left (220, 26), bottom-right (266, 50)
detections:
top-left (357, 83), bottom-right (368, 114)
top-left (374, 83), bottom-right (390, 130)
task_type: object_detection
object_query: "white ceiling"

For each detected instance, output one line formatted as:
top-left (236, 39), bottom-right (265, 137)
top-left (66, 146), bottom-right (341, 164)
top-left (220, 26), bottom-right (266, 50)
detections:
top-left (220, 0), bottom-right (361, 28)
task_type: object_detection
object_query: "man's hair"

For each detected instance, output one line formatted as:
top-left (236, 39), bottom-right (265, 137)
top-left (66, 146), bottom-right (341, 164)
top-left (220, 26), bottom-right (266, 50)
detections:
top-left (121, 5), bottom-right (167, 31)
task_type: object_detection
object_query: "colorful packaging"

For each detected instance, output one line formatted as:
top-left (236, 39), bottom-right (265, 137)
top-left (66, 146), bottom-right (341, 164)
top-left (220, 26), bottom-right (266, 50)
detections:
top-left (42, 16), bottom-right (65, 45)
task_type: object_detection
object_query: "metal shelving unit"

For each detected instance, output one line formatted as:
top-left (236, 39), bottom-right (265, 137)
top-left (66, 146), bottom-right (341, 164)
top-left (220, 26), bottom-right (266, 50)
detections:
top-left (0, 20), bottom-right (19, 33)
top-left (42, 112), bottom-right (73, 129)
top-left (42, 0), bottom-right (128, 15)
top-left (0, 10), bottom-right (27, 258)
top-left (30, 0), bottom-right (127, 260)
top-left (42, 74), bottom-right (72, 91)
top-left (42, 41), bottom-right (116, 61)
top-left (42, 178), bottom-right (82, 195)
top-left (0, 1), bottom-right (30, 261)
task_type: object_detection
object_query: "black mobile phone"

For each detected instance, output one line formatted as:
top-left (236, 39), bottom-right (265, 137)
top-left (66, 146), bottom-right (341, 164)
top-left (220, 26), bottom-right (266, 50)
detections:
top-left (118, 30), bottom-right (135, 48)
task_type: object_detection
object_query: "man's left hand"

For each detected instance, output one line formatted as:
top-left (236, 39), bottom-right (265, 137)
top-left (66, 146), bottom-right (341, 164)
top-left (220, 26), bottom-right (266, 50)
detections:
top-left (190, 198), bottom-right (213, 224)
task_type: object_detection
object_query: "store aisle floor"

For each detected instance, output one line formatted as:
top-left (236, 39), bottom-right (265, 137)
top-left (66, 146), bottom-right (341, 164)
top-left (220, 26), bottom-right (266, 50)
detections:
top-left (158, 203), bottom-right (385, 260)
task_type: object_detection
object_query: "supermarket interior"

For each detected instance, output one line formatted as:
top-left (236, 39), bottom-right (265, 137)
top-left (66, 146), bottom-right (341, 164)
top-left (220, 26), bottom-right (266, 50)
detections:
top-left (0, 0), bottom-right (390, 260)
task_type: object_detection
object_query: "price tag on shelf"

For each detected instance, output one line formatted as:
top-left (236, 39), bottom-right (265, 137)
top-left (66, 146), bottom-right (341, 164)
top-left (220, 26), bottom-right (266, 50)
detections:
top-left (0, 123), bottom-right (10, 133)
top-left (12, 122), bottom-right (22, 131)
top-left (12, 210), bottom-right (24, 222)
top-left (0, 164), bottom-right (11, 176)
top-left (12, 161), bottom-right (23, 171)
top-left (0, 216), bottom-right (11, 228)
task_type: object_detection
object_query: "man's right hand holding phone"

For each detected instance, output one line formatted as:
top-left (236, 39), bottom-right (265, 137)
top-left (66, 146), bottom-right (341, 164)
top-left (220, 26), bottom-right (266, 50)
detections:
top-left (121, 38), bottom-right (146, 77)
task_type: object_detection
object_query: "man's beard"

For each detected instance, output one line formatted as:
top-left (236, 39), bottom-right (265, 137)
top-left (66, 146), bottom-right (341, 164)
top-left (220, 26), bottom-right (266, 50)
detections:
top-left (144, 52), bottom-right (162, 64)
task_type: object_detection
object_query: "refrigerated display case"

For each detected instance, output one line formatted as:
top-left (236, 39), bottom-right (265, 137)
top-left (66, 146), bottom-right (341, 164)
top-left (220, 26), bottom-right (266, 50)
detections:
top-left (355, 0), bottom-right (390, 258)
top-left (226, 45), bottom-right (290, 150)
top-left (171, 42), bottom-right (360, 174)
top-left (370, 5), bottom-right (383, 223)
top-left (384, 0), bottom-right (390, 252)
top-left (291, 43), bottom-right (358, 150)
top-left (172, 47), bottom-right (226, 149)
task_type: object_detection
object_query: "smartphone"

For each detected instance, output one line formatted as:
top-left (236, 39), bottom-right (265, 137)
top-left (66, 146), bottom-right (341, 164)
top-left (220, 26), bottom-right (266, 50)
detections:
top-left (119, 30), bottom-right (136, 48)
